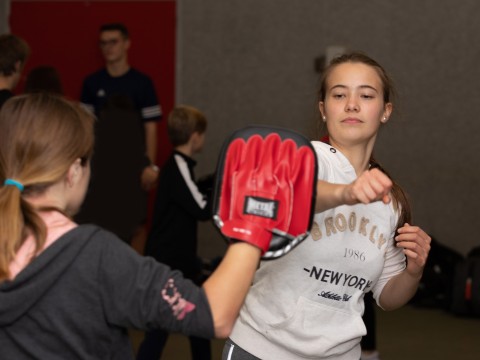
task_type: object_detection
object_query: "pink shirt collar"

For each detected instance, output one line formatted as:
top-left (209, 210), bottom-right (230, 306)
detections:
top-left (9, 211), bottom-right (77, 279)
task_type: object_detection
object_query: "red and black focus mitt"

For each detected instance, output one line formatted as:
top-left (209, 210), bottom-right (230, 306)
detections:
top-left (212, 126), bottom-right (317, 259)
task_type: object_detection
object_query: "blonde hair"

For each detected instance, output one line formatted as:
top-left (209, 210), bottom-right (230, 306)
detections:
top-left (0, 94), bottom-right (94, 281)
top-left (167, 105), bottom-right (207, 146)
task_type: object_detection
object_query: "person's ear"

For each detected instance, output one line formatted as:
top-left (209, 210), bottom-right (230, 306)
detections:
top-left (319, 101), bottom-right (326, 122)
top-left (189, 132), bottom-right (199, 147)
top-left (66, 158), bottom-right (83, 187)
top-left (381, 102), bottom-right (393, 123)
top-left (14, 60), bottom-right (23, 73)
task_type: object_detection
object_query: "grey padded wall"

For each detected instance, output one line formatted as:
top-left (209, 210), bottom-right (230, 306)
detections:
top-left (177, 0), bottom-right (480, 258)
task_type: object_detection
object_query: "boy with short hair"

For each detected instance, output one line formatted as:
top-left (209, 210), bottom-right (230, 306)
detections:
top-left (138, 105), bottom-right (212, 360)
top-left (0, 34), bottom-right (30, 108)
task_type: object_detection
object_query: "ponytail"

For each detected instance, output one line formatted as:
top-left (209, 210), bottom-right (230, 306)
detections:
top-left (0, 186), bottom-right (24, 280)
top-left (0, 184), bottom-right (47, 281)
top-left (369, 157), bottom-right (412, 235)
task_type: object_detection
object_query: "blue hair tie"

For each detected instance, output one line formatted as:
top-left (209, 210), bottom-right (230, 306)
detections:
top-left (4, 179), bottom-right (24, 192)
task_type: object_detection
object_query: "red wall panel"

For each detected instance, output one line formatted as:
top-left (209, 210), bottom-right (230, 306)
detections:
top-left (9, 0), bottom-right (176, 167)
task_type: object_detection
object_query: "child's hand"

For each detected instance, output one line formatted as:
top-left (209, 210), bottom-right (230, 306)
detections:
top-left (395, 223), bottom-right (431, 277)
top-left (343, 168), bottom-right (392, 205)
top-left (141, 165), bottom-right (159, 191)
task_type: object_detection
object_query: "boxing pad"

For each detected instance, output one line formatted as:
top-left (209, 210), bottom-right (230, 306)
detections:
top-left (212, 126), bottom-right (317, 259)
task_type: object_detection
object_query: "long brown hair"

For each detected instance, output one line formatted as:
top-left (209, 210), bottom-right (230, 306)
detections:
top-left (0, 94), bottom-right (94, 281)
top-left (318, 52), bottom-right (411, 233)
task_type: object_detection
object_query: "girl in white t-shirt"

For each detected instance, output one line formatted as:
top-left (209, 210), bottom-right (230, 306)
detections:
top-left (223, 52), bottom-right (431, 360)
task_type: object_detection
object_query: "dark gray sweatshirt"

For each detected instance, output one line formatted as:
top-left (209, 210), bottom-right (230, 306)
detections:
top-left (0, 225), bottom-right (214, 359)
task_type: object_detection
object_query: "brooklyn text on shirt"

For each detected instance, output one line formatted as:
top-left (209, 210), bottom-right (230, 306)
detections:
top-left (310, 210), bottom-right (388, 250)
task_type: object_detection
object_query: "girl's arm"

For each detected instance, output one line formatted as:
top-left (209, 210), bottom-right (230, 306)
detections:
top-left (379, 223), bottom-right (431, 310)
top-left (202, 242), bottom-right (261, 338)
top-left (315, 168), bottom-right (393, 213)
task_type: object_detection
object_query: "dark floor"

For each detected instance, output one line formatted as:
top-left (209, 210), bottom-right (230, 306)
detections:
top-left (129, 304), bottom-right (480, 360)
top-left (375, 305), bottom-right (480, 360)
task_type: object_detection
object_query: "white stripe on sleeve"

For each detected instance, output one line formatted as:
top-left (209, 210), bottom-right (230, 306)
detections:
top-left (175, 154), bottom-right (207, 209)
top-left (142, 105), bottom-right (162, 119)
top-left (227, 343), bottom-right (235, 360)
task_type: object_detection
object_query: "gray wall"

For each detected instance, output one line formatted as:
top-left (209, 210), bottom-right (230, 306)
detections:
top-left (177, 0), bottom-right (480, 258)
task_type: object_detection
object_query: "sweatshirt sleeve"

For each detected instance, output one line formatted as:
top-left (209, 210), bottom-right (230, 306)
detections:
top-left (95, 230), bottom-right (214, 338)
top-left (172, 154), bottom-right (211, 221)
top-left (371, 207), bottom-right (407, 305)
top-left (311, 141), bottom-right (329, 180)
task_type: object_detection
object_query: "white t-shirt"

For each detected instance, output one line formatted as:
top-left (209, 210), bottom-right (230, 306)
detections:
top-left (230, 141), bottom-right (406, 360)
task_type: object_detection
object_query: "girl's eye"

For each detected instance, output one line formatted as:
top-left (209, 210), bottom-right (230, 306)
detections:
top-left (332, 93), bottom-right (345, 99)
top-left (361, 94), bottom-right (375, 99)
